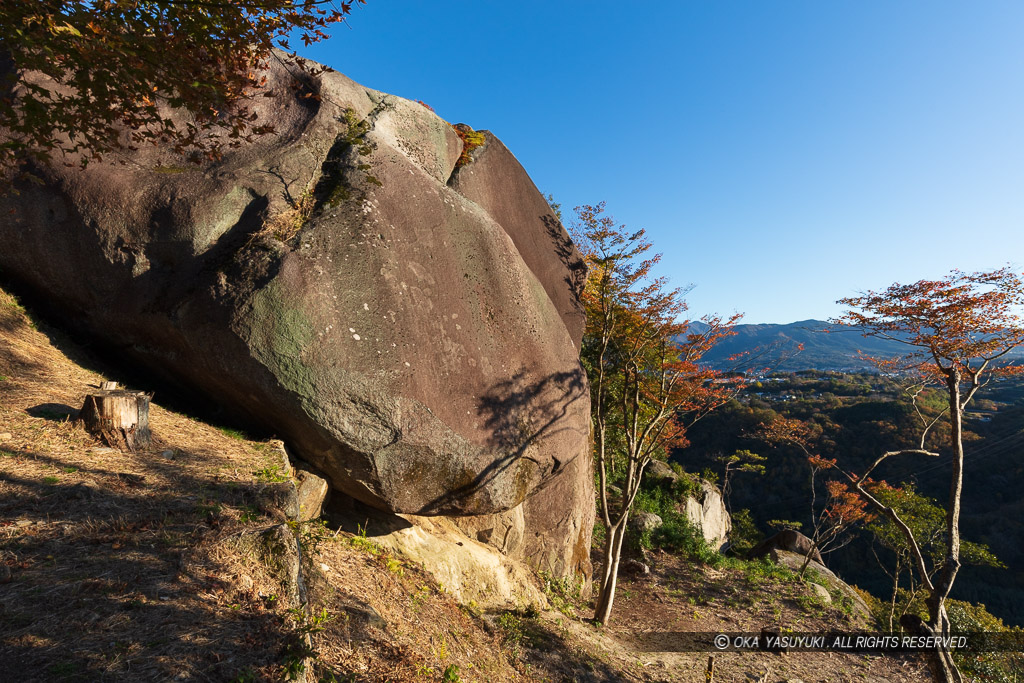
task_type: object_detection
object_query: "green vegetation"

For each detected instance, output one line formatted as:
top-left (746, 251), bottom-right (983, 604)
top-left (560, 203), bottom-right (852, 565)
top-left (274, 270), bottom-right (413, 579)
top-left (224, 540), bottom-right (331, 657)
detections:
top-left (452, 125), bottom-right (485, 168)
top-left (728, 508), bottom-right (762, 557)
top-left (540, 571), bottom-right (585, 616)
top-left (496, 611), bottom-right (526, 659)
top-left (742, 556), bottom-right (796, 585)
top-left (946, 600), bottom-right (1024, 682)
top-left (679, 371), bottom-right (1024, 626)
top-left (288, 518), bottom-right (334, 557)
top-left (573, 201), bottom-right (740, 624)
top-left (282, 607), bottom-right (335, 681)
top-left (218, 425), bottom-right (249, 440)
top-left (253, 465), bottom-right (289, 484)
top-left (151, 165), bottom-right (189, 174)
top-left (866, 482), bottom-right (1003, 630)
top-left (347, 524), bottom-right (381, 556)
top-left (316, 108), bottom-right (382, 209)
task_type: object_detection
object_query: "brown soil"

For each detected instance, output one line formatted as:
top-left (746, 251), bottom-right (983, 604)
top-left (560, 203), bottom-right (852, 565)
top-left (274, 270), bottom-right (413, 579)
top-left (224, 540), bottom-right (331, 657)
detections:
top-left (0, 288), bottom-right (313, 680)
top-left (0, 287), bottom-right (581, 682)
top-left (0, 286), bottom-right (932, 682)
top-left (574, 552), bottom-right (932, 682)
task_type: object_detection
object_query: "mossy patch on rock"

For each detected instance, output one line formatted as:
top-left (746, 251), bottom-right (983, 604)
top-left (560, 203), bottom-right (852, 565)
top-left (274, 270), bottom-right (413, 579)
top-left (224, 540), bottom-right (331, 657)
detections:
top-left (248, 279), bottom-right (315, 396)
top-left (451, 123), bottom-right (485, 168)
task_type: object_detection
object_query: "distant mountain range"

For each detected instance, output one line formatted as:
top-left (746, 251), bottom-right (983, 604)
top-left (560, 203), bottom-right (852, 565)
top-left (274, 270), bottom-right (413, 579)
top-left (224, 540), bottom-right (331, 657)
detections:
top-left (690, 319), bottom-right (1024, 372)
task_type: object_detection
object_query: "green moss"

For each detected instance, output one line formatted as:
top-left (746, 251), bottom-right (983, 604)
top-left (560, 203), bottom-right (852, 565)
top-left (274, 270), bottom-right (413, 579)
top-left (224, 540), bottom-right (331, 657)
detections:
top-left (316, 108), bottom-right (380, 208)
top-left (452, 124), bottom-right (485, 168)
top-left (514, 458), bottom-right (535, 504)
top-left (249, 281), bottom-right (315, 395)
top-left (253, 465), bottom-right (288, 483)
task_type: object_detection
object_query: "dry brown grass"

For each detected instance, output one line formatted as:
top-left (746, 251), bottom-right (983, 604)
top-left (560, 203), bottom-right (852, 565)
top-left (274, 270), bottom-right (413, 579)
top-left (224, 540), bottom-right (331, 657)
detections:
top-left (575, 551), bottom-right (933, 682)
top-left (0, 286), bottom-right (607, 683)
top-left (0, 285), bottom-right (935, 682)
top-left (0, 288), bottom-right (316, 681)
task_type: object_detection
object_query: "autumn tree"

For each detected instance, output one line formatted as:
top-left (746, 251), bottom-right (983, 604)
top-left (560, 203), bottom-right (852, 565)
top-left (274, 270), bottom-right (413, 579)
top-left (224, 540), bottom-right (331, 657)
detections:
top-left (0, 0), bottom-right (363, 171)
top-left (572, 202), bottom-right (739, 625)
top-left (834, 266), bottom-right (1024, 683)
top-left (801, 457), bottom-right (873, 578)
top-left (762, 417), bottom-right (872, 576)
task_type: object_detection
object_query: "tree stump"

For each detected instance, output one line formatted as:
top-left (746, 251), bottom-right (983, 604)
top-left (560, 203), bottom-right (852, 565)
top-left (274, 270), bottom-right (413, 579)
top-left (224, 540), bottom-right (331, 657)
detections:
top-left (79, 389), bottom-right (152, 451)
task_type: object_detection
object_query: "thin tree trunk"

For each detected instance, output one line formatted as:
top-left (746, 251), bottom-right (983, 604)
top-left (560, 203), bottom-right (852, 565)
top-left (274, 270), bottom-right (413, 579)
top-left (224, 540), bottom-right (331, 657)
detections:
top-left (594, 515), bottom-right (629, 624)
top-left (924, 370), bottom-right (965, 683)
top-left (888, 568), bottom-right (900, 632)
top-left (929, 373), bottom-right (963, 626)
top-left (798, 547), bottom-right (815, 579)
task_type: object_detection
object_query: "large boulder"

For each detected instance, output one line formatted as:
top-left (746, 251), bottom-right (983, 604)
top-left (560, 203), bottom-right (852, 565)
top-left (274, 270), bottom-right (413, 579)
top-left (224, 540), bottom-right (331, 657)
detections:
top-left (0, 56), bottom-right (592, 577)
top-left (448, 131), bottom-right (587, 344)
top-left (452, 443), bottom-right (594, 582)
top-left (748, 529), bottom-right (823, 564)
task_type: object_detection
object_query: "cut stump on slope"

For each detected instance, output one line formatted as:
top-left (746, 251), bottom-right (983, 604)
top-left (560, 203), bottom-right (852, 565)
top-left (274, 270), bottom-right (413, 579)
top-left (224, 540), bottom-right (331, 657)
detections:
top-left (78, 388), bottom-right (153, 451)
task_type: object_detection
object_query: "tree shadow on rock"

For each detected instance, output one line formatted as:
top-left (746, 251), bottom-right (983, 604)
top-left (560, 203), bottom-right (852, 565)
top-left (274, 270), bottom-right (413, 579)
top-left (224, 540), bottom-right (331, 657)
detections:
top-left (419, 367), bottom-right (587, 514)
top-left (541, 213), bottom-right (588, 299)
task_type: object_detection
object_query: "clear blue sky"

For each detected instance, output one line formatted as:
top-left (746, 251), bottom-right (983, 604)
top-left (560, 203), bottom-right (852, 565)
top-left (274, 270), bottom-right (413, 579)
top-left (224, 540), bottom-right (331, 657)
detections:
top-left (298, 1), bottom-right (1024, 324)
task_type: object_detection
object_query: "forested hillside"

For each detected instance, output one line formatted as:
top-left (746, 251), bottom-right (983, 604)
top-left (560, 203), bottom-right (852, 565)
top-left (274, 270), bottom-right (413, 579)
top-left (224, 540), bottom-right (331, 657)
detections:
top-left (676, 371), bottom-right (1024, 626)
top-left (692, 321), bottom-right (1024, 372)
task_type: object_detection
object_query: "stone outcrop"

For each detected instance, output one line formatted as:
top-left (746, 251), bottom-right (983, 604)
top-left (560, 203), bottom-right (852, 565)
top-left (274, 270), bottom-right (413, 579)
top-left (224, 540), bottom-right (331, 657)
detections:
top-left (643, 460), bottom-right (679, 486)
top-left (0, 55), bottom-right (592, 581)
top-left (376, 515), bottom-right (548, 609)
top-left (629, 512), bottom-right (664, 535)
top-left (769, 549), bottom-right (873, 625)
top-left (448, 441), bottom-right (594, 582)
top-left (642, 462), bottom-right (731, 551)
top-left (683, 481), bottom-right (731, 550)
top-left (326, 499), bottom-right (548, 609)
top-left (748, 529), bottom-right (823, 565)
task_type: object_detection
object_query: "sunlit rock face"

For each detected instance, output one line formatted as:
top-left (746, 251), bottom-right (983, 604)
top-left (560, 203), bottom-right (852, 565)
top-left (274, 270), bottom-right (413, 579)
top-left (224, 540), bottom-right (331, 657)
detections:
top-left (0, 56), bottom-right (593, 578)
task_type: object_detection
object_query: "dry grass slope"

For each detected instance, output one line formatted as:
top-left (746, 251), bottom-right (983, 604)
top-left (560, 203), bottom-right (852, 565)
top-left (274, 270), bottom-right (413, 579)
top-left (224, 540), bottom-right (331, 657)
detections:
top-left (0, 287), bottom-right (617, 682)
top-left (0, 285), bottom-right (932, 682)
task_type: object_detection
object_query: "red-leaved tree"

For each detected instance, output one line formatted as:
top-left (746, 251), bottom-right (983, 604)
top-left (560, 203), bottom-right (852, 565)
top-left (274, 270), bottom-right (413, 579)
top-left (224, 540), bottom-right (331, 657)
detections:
top-left (761, 417), bottom-right (873, 576)
top-left (572, 202), bottom-right (740, 624)
top-left (1, 0), bottom-right (363, 170)
top-left (834, 266), bottom-right (1024, 683)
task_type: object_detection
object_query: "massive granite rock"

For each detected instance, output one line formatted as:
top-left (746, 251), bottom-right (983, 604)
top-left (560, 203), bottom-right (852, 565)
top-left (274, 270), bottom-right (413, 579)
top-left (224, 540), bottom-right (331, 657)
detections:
top-left (0, 57), bottom-right (593, 578)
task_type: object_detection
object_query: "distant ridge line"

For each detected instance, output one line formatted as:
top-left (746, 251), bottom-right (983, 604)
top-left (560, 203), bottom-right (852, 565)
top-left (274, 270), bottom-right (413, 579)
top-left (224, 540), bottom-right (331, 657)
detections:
top-left (686, 319), bottom-right (1024, 372)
